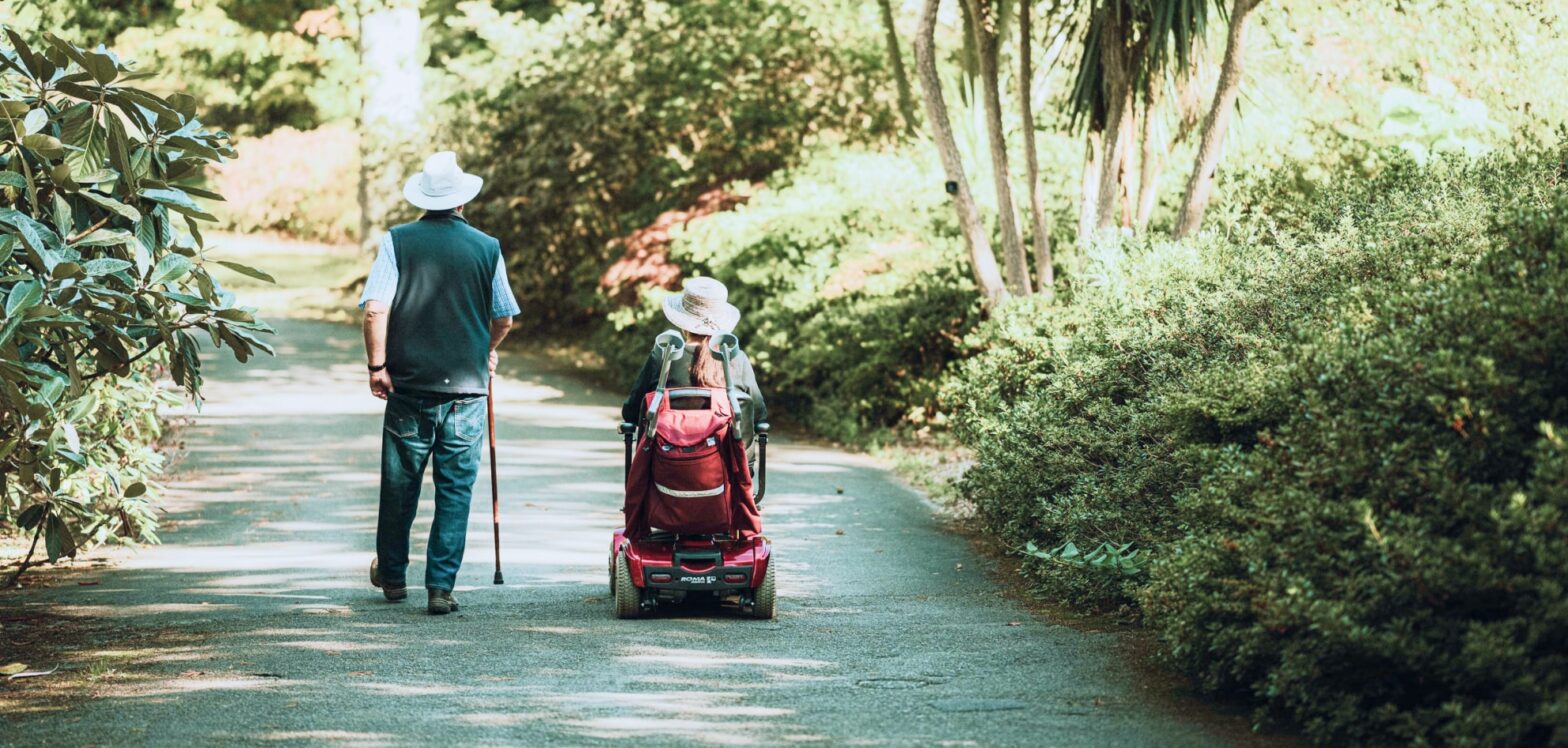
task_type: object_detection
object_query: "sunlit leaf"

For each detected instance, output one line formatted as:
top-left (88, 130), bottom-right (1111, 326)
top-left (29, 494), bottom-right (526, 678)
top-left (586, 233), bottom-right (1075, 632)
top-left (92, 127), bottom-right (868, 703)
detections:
top-left (21, 108), bottom-right (45, 135)
top-left (139, 188), bottom-right (215, 222)
top-left (5, 280), bottom-right (42, 317)
top-left (148, 253), bottom-right (193, 286)
top-left (70, 229), bottom-right (135, 248)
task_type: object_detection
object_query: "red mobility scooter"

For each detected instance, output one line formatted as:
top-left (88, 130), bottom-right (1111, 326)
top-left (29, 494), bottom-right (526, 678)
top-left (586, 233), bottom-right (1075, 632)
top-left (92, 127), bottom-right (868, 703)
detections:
top-left (610, 331), bottom-right (774, 619)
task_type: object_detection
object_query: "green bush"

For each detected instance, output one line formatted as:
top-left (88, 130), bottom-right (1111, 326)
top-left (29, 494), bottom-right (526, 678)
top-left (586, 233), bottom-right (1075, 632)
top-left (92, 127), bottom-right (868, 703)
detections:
top-left (1142, 199), bottom-right (1568, 745)
top-left (453, 0), bottom-right (896, 330)
top-left (0, 31), bottom-right (271, 578)
top-left (602, 149), bottom-right (981, 443)
top-left (947, 145), bottom-right (1568, 607)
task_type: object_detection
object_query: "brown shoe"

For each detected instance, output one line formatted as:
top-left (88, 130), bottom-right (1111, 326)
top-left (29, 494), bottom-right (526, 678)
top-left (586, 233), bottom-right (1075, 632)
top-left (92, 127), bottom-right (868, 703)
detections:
top-left (427, 589), bottom-right (459, 615)
top-left (370, 558), bottom-right (407, 602)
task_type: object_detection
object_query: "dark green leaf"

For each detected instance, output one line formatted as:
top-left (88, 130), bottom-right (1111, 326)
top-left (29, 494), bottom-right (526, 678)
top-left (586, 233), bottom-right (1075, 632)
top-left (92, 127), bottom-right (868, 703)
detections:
top-left (18, 504), bottom-right (46, 530)
top-left (213, 260), bottom-right (275, 284)
top-left (80, 189), bottom-right (141, 222)
top-left (51, 261), bottom-right (83, 280)
top-left (83, 52), bottom-right (117, 86)
top-left (45, 513), bottom-right (76, 563)
top-left (22, 133), bottom-right (64, 158)
top-left (0, 207), bottom-right (61, 254)
top-left (106, 113), bottom-right (136, 191)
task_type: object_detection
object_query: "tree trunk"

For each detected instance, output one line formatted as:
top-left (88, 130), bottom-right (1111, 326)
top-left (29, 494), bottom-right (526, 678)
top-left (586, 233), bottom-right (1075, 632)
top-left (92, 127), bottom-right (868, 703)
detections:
top-left (914, 0), bottom-right (1007, 304)
top-left (1077, 129), bottom-right (1102, 246)
top-left (1134, 74), bottom-right (1163, 231)
top-left (877, 0), bottom-right (920, 136)
top-left (357, 0), bottom-right (423, 252)
top-left (965, 0), bottom-right (1031, 295)
top-left (1093, 7), bottom-right (1131, 230)
top-left (1173, 0), bottom-right (1263, 239)
top-left (1117, 103), bottom-right (1134, 228)
top-left (1018, 0), bottom-right (1053, 295)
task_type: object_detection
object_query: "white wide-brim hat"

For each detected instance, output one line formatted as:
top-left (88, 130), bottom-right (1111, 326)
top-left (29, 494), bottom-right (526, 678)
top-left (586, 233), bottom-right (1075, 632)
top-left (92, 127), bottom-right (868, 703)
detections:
top-left (662, 277), bottom-right (741, 337)
top-left (403, 150), bottom-right (483, 211)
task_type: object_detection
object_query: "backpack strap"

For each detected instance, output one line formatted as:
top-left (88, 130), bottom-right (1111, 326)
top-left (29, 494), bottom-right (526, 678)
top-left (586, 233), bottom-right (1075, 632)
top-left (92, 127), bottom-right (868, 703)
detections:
top-left (710, 332), bottom-right (745, 442)
top-left (642, 329), bottom-right (686, 448)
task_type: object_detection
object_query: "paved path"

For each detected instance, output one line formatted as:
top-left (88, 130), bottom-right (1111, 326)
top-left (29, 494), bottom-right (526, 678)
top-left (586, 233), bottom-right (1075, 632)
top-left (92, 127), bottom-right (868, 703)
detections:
top-left (3, 319), bottom-right (1273, 746)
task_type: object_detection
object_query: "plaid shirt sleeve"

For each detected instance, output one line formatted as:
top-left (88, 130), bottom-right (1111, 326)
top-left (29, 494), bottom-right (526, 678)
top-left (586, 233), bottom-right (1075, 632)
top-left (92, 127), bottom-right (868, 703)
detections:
top-left (358, 233), bottom-right (398, 308)
top-left (491, 253), bottom-right (520, 319)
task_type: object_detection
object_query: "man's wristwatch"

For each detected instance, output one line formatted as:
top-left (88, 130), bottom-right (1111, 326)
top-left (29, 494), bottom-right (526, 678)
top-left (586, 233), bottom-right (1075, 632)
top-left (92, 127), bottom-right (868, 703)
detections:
top-left (368, 362), bottom-right (387, 373)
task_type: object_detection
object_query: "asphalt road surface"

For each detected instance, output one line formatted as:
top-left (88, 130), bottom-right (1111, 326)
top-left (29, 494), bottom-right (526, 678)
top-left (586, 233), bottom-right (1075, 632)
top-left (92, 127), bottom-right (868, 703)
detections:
top-left (2, 319), bottom-right (1278, 747)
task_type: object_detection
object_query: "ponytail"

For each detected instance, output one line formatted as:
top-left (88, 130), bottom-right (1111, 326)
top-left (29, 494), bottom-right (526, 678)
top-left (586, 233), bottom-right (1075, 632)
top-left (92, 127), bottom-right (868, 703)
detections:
top-left (688, 335), bottom-right (726, 388)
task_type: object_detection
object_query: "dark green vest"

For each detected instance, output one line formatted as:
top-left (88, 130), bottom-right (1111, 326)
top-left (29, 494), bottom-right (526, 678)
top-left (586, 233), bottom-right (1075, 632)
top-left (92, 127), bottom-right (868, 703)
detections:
top-left (386, 212), bottom-right (499, 396)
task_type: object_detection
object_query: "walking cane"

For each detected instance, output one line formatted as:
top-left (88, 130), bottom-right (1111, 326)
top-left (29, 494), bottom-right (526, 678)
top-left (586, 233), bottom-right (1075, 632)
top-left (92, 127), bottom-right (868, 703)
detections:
top-left (488, 377), bottom-right (504, 585)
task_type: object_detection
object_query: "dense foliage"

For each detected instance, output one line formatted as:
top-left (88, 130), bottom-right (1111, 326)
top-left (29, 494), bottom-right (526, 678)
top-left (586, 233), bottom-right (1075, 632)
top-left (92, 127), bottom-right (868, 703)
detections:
top-left (950, 146), bottom-right (1564, 603)
top-left (6, 0), bottom-right (358, 137)
top-left (604, 150), bottom-right (981, 442)
top-left (454, 0), bottom-right (897, 330)
top-left (948, 143), bottom-right (1567, 741)
top-left (1144, 197), bottom-right (1568, 744)
top-left (0, 32), bottom-right (271, 575)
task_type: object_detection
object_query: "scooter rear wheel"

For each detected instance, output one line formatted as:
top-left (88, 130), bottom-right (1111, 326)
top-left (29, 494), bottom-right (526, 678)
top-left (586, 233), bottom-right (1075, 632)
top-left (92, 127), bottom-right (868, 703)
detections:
top-left (614, 549), bottom-right (642, 619)
top-left (751, 561), bottom-right (776, 620)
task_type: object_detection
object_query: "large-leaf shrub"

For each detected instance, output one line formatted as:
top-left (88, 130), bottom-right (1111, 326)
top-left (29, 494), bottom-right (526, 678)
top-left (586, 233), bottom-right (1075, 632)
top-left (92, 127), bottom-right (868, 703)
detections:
top-left (947, 145), bottom-right (1568, 607)
top-left (453, 0), bottom-right (896, 330)
top-left (603, 149), bottom-right (980, 442)
top-left (1142, 198), bottom-right (1568, 745)
top-left (0, 31), bottom-right (271, 575)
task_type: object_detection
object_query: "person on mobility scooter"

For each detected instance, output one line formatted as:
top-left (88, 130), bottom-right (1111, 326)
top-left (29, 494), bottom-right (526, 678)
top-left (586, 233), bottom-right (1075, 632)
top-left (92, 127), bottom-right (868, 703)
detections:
top-left (611, 278), bottom-right (774, 619)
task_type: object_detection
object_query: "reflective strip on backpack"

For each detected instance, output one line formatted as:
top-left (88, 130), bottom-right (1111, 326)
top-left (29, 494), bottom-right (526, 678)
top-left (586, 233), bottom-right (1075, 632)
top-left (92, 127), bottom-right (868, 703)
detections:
top-left (655, 482), bottom-right (725, 498)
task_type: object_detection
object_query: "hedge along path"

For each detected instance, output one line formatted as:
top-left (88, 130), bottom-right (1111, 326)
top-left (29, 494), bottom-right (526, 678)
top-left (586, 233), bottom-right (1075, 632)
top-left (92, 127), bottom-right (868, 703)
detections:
top-left (0, 316), bottom-right (1285, 746)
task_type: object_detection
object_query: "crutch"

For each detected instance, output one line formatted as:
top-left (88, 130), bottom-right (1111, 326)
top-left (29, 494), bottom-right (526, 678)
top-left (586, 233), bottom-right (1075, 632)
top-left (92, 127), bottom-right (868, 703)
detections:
top-left (488, 377), bottom-right (503, 585)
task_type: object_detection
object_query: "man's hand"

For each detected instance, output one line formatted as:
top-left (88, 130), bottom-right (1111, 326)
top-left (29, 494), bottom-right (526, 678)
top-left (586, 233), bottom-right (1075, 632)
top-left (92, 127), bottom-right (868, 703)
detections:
top-left (488, 349), bottom-right (499, 375)
top-left (370, 369), bottom-right (394, 400)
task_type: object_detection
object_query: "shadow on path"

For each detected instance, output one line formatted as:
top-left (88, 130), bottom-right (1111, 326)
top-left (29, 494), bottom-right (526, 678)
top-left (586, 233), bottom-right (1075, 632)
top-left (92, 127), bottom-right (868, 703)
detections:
top-left (1, 319), bottom-right (1285, 747)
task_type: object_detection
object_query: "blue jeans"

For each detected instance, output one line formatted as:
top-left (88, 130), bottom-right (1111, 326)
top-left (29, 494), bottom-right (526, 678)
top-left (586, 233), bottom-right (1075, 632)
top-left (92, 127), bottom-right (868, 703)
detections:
top-left (376, 390), bottom-right (487, 591)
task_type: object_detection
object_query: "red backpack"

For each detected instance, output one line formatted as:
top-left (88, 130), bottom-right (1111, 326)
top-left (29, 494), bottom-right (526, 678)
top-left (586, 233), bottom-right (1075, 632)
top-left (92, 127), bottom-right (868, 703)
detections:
top-left (642, 388), bottom-right (741, 534)
top-left (622, 333), bottom-right (761, 539)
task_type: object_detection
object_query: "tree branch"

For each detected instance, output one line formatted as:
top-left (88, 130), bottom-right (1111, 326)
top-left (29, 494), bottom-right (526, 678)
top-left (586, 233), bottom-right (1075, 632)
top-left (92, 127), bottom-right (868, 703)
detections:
top-left (81, 315), bottom-right (212, 382)
top-left (5, 514), bottom-right (47, 588)
top-left (65, 215), bottom-right (112, 245)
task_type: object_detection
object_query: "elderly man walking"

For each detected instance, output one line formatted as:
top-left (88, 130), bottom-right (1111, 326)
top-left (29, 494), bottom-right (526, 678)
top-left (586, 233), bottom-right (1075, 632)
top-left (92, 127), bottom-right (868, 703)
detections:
top-left (360, 151), bottom-right (519, 615)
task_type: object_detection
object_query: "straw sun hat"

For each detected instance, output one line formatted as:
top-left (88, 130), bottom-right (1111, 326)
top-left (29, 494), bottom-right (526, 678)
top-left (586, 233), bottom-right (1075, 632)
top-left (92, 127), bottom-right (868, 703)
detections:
top-left (662, 278), bottom-right (741, 337)
top-left (403, 151), bottom-right (483, 211)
